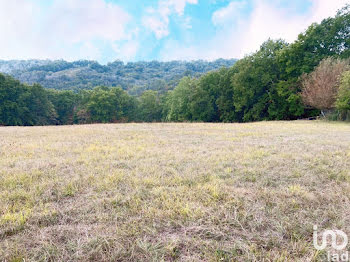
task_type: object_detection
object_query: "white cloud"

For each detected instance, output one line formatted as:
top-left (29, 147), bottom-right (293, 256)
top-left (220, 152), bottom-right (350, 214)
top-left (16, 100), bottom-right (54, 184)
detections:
top-left (0, 0), bottom-right (134, 62)
top-left (1, 0), bottom-right (348, 62)
top-left (142, 10), bottom-right (170, 39)
top-left (112, 40), bottom-right (140, 61)
top-left (77, 42), bottom-right (102, 61)
top-left (212, 0), bottom-right (246, 25)
top-left (46, 0), bottom-right (131, 43)
top-left (0, 0), bottom-right (39, 59)
top-left (142, 0), bottom-right (198, 39)
top-left (160, 0), bottom-right (349, 60)
top-left (309, 0), bottom-right (349, 22)
top-left (168, 0), bottom-right (198, 15)
top-left (236, 0), bottom-right (349, 57)
top-left (236, 0), bottom-right (307, 56)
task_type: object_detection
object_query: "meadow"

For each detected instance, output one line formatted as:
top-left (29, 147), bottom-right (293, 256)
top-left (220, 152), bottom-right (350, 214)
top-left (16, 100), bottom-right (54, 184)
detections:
top-left (1, 121), bottom-right (350, 261)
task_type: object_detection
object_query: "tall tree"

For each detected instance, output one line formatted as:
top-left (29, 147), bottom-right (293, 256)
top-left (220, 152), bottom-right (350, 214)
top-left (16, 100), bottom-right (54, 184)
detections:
top-left (138, 90), bottom-right (162, 122)
top-left (336, 71), bottom-right (350, 111)
top-left (232, 39), bottom-right (287, 122)
top-left (215, 67), bottom-right (237, 122)
top-left (48, 90), bottom-right (77, 125)
top-left (190, 71), bottom-right (221, 122)
top-left (165, 77), bottom-right (195, 121)
top-left (0, 73), bottom-right (26, 125)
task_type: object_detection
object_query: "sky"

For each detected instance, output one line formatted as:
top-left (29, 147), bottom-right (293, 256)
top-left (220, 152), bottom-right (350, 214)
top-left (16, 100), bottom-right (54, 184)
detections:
top-left (0, 0), bottom-right (349, 64)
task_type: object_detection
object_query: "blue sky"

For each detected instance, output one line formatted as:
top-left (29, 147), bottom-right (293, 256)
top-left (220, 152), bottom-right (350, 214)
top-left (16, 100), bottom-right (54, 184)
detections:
top-left (0, 0), bottom-right (348, 64)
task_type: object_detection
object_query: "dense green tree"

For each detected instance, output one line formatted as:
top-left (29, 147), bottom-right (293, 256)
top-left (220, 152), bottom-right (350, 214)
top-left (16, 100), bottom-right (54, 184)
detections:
top-left (79, 86), bottom-right (136, 123)
top-left (20, 84), bottom-right (57, 125)
top-left (273, 5), bottom-right (350, 119)
top-left (278, 5), bottom-right (350, 80)
top-left (267, 79), bottom-right (305, 120)
top-left (111, 87), bottom-right (139, 122)
top-left (85, 87), bottom-right (117, 123)
top-left (0, 73), bottom-right (26, 125)
top-left (336, 71), bottom-right (350, 111)
top-left (165, 68), bottom-right (238, 122)
top-left (48, 90), bottom-right (77, 125)
top-left (0, 59), bottom-right (237, 94)
top-left (0, 73), bottom-right (56, 126)
top-left (165, 77), bottom-right (195, 121)
top-left (138, 90), bottom-right (162, 122)
top-left (232, 39), bottom-right (287, 122)
top-left (215, 67), bottom-right (238, 122)
top-left (190, 71), bottom-right (221, 122)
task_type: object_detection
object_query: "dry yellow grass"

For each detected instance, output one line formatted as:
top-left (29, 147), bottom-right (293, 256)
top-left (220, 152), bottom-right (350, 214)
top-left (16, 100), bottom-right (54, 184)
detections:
top-left (1, 121), bottom-right (350, 261)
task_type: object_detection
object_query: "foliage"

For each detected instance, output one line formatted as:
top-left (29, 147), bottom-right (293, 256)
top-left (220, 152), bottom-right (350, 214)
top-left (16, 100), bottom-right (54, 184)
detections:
top-left (78, 86), bottom-right (138, 123)
top-left (190, 71), bottom-right (221, 122)
top-left (164, 77), bottom-right (195, 122)
top-left (277, 5), bottom-right (350, 79)
top-left (0, 59), bottom-right (237, 95)
top-left (0, 73), bottom-right (138, 125)
top-left (301, 58), bottom-right (349, 111)
top-left (47, 90), bottom-right (77, 125)
top-left (232, 39), bottom-right (288, 122)
top-left (0, 74), bottom-right (56, 126)
top-left (336, 71), bottom-right (350, 111)
top-left (1, 5), bottom-right (350, 125)
top-left (138, 90), bottom-right (162, 122)
top-left (164, 68), bottom-right (238, 122)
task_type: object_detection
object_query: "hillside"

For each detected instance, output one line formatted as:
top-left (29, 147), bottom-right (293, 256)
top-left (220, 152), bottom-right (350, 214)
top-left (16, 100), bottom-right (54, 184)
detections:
top-left (0, 59), bottom-right (237, 95)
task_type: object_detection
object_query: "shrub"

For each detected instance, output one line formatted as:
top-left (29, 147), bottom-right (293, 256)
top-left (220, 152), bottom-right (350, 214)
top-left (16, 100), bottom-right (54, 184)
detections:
top-left (335, 71), bottom-right (350, 121)
top-left (301, 58), bottom-right (349, 115)
top-left (336, 71), bottom-right (350, 111)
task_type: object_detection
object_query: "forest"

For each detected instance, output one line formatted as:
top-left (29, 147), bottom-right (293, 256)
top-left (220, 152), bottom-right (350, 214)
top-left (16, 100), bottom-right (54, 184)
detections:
top-left (0, 5), bottom-right (349, 126)
top-left (0, 59), bottom-right (237, 95)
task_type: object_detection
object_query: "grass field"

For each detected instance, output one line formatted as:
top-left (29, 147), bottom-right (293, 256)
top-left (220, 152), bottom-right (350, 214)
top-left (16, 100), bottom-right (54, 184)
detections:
top-left (1, 121), bottom-right (350, 261)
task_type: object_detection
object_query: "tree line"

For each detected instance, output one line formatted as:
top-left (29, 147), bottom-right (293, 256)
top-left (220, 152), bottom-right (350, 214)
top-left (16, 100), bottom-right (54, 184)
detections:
top-left (1, 5), bottom-right (350, 126)
top-left (0, 75), bottom-right (153, 125)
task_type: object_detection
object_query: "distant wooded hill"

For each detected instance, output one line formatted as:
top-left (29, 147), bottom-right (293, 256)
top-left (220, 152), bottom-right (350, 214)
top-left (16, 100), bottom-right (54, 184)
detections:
top-left (0, 59), bottom-right (237, 95)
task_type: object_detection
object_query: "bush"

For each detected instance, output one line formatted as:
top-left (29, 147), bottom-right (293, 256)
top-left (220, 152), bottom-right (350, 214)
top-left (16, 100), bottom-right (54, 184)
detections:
top-left (335, 71), bottom-right (350, 121)
top-left (336, 71), bottom-right (350, 111)
top-left (301, 58), bottom-right (349, 115)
